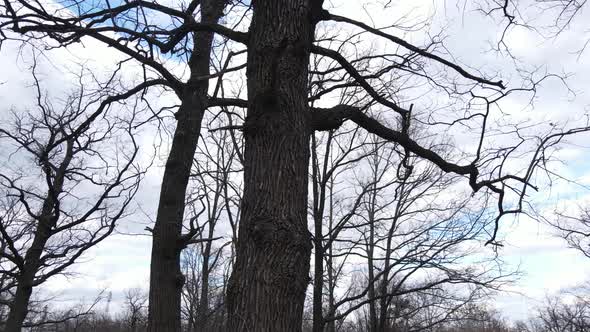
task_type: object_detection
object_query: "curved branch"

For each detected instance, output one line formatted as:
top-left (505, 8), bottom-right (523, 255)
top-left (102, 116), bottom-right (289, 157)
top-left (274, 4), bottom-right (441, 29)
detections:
top-left (311, 45), bottom-right (409, 115)
top-left (322, 12), bottom-right (505, 89)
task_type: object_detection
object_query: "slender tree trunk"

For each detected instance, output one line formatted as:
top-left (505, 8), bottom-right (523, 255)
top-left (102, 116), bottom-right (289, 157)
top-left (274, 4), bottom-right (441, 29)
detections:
top-left (326, 269), bottom-right (336, 332)
top-left (226, 1), bottom-right (323, 330)
top-left (4, 228), bottom-right (49, 332)
top-left (313, 223), bottom-right (324, 332)
top-left (311, 133), bottom-right (328, 332)
top-left (367, 216), bottom-right (377, 332)
top-left (326, 181), bottom-right (336, 332)
top-left (5, 144), bottom-right (72, 332)
top-left (187, 286), bottom-right (198, 332)
top-left (148, 96), bottom-right (203, 332)
top-left (378, 181), bottom-right (405, 332)
top-left (147, 1), bottom-right (225, 331)
top-left (312, 226), bottom-right (324, 332)
top-left (367, 150), bottom-right (379, 332)
top-left (378, 243), bottom-right (392, 332)
top-left (196, 235), bottom-right (212, 329)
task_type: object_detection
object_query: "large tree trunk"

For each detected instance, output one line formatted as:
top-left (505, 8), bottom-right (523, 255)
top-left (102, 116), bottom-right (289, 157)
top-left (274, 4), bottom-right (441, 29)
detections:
top-left (226, 1), bottom-right (321, 330)
top-left (147, 1), bottom-right (225, 331)
top-left (5, 274), bottom-right (33, 331)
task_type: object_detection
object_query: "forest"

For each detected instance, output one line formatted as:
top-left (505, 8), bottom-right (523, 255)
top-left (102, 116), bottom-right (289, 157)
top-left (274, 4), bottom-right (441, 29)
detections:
top-left (0, 0), bottom-right (590, 331)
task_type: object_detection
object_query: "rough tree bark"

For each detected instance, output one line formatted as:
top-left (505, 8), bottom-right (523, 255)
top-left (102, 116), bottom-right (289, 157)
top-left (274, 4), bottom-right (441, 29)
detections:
top-left (147, 1), bottom-right (225, 331)
top-left (226, 0), bottom-right (324, 330)
top-left (222, 0), bottom-right (584, 329)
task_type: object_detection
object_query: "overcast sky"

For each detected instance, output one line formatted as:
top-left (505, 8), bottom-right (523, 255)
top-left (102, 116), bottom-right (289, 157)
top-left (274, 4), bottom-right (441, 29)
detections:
top-left (1, 0), bottom-right (590, 323)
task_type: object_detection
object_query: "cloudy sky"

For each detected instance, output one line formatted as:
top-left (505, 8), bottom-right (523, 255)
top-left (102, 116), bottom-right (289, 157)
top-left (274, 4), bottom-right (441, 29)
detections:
top-left (1, 0), bottom-right (590, 323)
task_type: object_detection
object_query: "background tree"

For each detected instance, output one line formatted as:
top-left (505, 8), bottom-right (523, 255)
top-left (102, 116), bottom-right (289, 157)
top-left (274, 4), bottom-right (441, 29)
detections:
top-left (546, 207), bottom-right (590, 259)
top-left (534, 286), bottom-right (590, 332)
top-left (0, 63), bottom-right (147, 331)
top-left (180, 110), bottom-right (242, 331)
top-left (122, 288), bottom-right (148, 332)
top-left (444, 303), bottom-right (513, 332)
top-left (310, 129), bottom-right (514, 332)
top-left (310, 119), bottom-right (372, 332)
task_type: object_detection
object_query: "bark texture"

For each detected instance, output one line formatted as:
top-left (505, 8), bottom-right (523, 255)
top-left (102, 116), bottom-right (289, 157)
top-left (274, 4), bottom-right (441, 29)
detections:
top-left (226, 0), bottom-right (321, 330)
top-left (147, 1), bottom-right (225, 331)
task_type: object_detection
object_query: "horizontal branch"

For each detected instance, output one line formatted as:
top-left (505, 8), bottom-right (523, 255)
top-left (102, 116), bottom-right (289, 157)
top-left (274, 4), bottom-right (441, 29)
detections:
top-left (208, 97), bottom-right (248, 108)
top-left (311, 105), bottom-right (480, 187)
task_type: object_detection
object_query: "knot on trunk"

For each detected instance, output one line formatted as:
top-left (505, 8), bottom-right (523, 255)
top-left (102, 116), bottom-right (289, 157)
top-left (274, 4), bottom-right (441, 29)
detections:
top-left (249, 215), bottom-right (311, 253)
top-left (175, 272), bottom-right (186, 289)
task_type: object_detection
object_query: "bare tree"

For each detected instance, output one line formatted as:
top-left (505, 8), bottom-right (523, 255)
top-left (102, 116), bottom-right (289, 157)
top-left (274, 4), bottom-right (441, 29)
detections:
top-left (22, 289), bottom-right (109, 332)
top-left (0, 64), bottom-right (146, 331)
top-left (310, 120), bottom-right (372, 332)
top-left (3, 1), bottom-right (590, 330)
top-left (0, 1), bottom-right (241, 330)
top-left (227, 2), bottom-right (589, 329)
top-left (444, 303), bottom-right (513, 332)
top-left (546, 208), bottom-right (590, 259)
top-left (143, 2), bottom-right (232, 329)
top-left (534, 285), bottom-right (590, 332)
top-left (312, 131), bottom-right (514, 332)
top-left (180, 113), bottom-right (241, 331)
top-left (122, 288), bottom-right (148, 332)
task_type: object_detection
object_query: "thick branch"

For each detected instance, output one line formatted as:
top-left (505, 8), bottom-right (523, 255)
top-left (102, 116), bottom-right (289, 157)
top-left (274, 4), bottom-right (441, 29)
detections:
top-left (311, 105), bottom-right (480, 187)
top-left (208, 97), bottom-right (248, 108)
